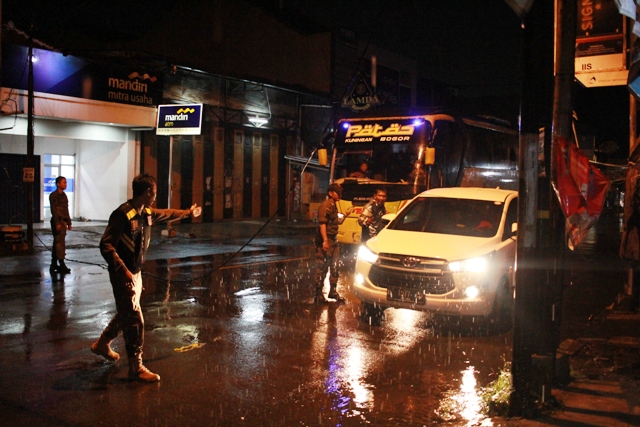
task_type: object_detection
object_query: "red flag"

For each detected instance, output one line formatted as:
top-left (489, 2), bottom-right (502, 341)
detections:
top-left (554, 137), bottom-right (610, 249)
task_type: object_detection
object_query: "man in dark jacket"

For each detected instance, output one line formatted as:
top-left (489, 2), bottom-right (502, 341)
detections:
top-left (49, 176), bottom-right (72, 274)
top-left (357, 188), bottom-right (387, 241)
top-left (91, 174), bottom-right (201, 382)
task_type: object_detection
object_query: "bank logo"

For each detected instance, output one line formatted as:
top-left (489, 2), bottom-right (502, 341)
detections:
top-left (128, 72), bottom-right (157, 82)
top-left (177, 108), bottom-right (195, 114)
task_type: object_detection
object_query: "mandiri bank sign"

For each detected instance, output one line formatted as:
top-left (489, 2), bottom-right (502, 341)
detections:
top-left (156, 104), bottom-right (203, 135)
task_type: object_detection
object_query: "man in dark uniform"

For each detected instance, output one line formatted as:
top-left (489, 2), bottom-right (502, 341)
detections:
top-left (91, 174), bottom-right (201, 382)
top-left (49, 176), bottom-right (72, 274)
top-left (357, 187), bottom-right (387, 241)
top-left (314, 183), bottom-right (353, 303)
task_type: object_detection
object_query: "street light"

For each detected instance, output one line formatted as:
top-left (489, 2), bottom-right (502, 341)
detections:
top-left (248, 115), bottom-right (269, 127)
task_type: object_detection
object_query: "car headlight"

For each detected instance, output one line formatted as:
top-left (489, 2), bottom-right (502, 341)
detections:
top-left (449, 257), bottom-right (487, 273)
top-left (357, 245), bottom-right (378, 264)
top-left (464, 286), bottom-right (479, 298)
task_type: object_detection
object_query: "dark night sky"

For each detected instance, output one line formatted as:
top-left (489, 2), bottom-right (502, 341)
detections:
top-left (6, 0), bottom-right (522, 97)
top-left (268, 0), bottom-right (523, 97)
top-left (282, 0), bottom-right (630, 157)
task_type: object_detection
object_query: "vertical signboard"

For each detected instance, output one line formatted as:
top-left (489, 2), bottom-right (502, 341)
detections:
top-left (575, 0), bottom-right (628, 87)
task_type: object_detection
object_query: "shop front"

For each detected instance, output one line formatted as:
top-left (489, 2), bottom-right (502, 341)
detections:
top-left (0, 44), bottom-right (160, 224)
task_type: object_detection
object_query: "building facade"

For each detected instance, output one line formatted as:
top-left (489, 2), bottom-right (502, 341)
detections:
top-left (0, 0), bottom-right (418, 224)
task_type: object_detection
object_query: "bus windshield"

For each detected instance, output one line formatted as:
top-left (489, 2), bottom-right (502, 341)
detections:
top-left (331, 117), bottom-right (434, 185)
top-left (327, 113), bottom-right (518, 244)
top-left (335, 178), bottom-right (425, 206)
top-left (330, 113), bottom-right (517, 190)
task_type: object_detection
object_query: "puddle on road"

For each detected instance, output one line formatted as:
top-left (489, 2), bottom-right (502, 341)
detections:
top-left (138, 245), bottom-right (511, 426)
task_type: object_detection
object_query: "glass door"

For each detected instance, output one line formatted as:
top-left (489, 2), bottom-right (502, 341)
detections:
top-left (43, 154), bottom-right (76, 220)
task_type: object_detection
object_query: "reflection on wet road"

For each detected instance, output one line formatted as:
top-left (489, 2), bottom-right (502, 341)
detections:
top-left (0, 211), bottom-right (626, 426)
top-left (132, 245), bottom-right (513, 426)
top-left (0, 223), bottom-right (520, 427)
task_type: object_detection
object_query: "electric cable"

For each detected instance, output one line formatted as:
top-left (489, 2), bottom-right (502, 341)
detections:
top-left (31, 149), bottom-right (320, 283)
top-left (33, 229), bottom-right (108, 269)
top-left (142, 2), bottom-right (392, 283)
top-left (142, 153), bottom-right (319, 284)
top-left (16, 1), bottom-right (393, 284)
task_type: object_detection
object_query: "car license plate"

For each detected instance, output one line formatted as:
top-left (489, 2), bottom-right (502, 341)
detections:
top-left (387, 287), bottom-right (426, 304)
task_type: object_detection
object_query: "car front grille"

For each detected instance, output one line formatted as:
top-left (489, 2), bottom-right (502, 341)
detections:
top-left (368, 253), bottom-right (455, 294)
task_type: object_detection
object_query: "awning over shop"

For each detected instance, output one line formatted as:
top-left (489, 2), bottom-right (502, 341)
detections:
top-left (284, 155), bottom-right (329, 172)
top-left (0, 88), bottom-right (157, 129)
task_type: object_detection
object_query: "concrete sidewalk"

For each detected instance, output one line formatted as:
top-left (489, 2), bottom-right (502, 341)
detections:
top-left (504, 208), bottom-right (640, 426)
top-left (1, 217), bottom-right (317, 275)
top-left (504, 300), bottom-right (640, 426)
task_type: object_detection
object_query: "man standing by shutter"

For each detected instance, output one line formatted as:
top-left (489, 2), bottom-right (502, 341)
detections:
top-left (49, 176), bottom-right (72, 274)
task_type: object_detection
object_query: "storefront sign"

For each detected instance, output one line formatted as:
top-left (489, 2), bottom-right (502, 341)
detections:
top-left (575, 0), bottom-right (627, 87)
top-left (23, 167), bottom-right (34, 183)
top-left (156, 104), bottom-right (203, 135)
top-left (44, 177), bottom-right (74, 193)
top-left (342, 75), bottom-right (380, 112)
top-left (2, 44), bottom-right (162, 106)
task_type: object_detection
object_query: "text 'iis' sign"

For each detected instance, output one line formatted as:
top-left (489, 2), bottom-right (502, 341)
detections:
top-left (575, 0), bottom-right (627, 88)
top-left (156, 104), bottom-right (203, 135)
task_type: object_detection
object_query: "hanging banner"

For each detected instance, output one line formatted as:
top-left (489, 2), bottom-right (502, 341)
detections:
top-left (614, 0), bottom-right (636, 20)
top-left (554, 137), bottom-right (610, 249)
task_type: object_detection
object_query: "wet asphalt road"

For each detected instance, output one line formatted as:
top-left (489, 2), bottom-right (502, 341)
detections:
top-left (0, 212), bottom-right (626, 426)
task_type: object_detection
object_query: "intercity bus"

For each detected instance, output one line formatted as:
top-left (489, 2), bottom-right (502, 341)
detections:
top-left (328, 111), bottom-right (518, 244)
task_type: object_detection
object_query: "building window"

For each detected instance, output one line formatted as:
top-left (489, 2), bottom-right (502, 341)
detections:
top-left (43, 154), bottom-right (75, 220)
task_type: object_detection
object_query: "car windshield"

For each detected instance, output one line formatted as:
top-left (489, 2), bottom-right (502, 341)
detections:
top-left (387, 196), bottom-right (504, 237)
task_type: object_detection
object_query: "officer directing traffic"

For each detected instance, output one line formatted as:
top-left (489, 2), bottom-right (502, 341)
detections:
top-left (91, 173), bottom-right (201, 382)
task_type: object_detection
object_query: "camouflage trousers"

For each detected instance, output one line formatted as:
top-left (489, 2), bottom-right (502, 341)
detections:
top-left (50, 221), bottom-right (67, 260)
top-left (99, 270), bottom-right (145, 359)
top-left (315, 239), bottom-right (340, 293)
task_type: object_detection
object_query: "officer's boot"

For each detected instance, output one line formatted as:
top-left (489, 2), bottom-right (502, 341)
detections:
top-left (58, 259), bottom-right (71, 274)
top-left (90, 334), bottom-right (120, 362)
top-left (128, 354), bottom-right (160, 382)
top-left (314, 286), bottom-right (328, 303)
top-left (49, 254), bottom-right (58, 274)
top-left (328, 283), bottom-right (345, 303)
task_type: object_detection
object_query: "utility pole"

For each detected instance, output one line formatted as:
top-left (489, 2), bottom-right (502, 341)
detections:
top-left (26, 26), bottom-right (35, 251)
top-left (510, 0), bottom-right (574, 417)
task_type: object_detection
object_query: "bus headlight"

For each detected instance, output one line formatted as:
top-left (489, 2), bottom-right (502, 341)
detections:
top-left (357, 245), bottom-right (378, 264)
top-left (449, 257), bottom-right (487, 273)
